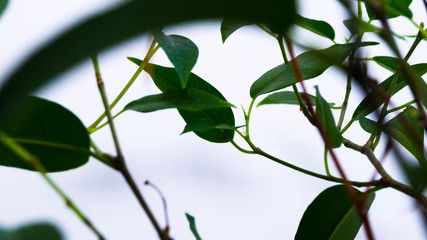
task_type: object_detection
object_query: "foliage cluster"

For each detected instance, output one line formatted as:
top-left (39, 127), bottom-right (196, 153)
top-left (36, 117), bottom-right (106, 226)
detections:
top-left (0, 0), bottom-right (426, 239)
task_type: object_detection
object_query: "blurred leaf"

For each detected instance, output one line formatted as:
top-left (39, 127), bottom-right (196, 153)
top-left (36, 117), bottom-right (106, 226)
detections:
top-left (0, 0), bottom-right (296, 125)
top-left (154, 31), bottom-right (199, 88)
top-left (0, 0), bottom-right (8, 18)
top-left (0, 222), bottom-right (63, 240)
top-left (257, 91), bottom-right (316, 106)
top-left (372, 56), bottom-right (399, 72)
top-left (315, 87), bottom-right (342, 148)
top-left (383, 107), bottom-right (426, 166)
top-left (220, 19), bottom-right (253, 43)
top-left (124, 88), bottom-right (234, 113)
top-left (0, 96), bottom-right (90, 172)
top-left (343, 19), bottom-right (406, 40)
top-left (186, 213), bottom-right (202, 240)
top-left (129, 58), bottom-right (235, 143)
top-left (364, 0), bottom-right (413, 19)
top-left (250, 42), bottom-right (378, 98)
top-left (352, 63), bottom-right (427, 119)
top-left (358, 116), bottom-right (377, 134)
top-left (295, 185), bottom-right (375, 240)
top-left (295, 14), bottom-right (335, 41)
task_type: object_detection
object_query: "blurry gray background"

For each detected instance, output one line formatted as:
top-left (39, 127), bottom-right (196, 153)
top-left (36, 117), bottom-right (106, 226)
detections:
top-left (0, 0), bottom-right (426, 239)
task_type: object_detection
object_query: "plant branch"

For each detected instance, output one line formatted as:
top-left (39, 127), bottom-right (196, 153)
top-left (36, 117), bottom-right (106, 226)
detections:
top-left (0, 132), bottom-right (106, 240)
top-left (343, 137), bottom-right (427, 209)
top-left (91, 55), bottom-right (172, 240)
top-left (88, 39), bottom-right (159, 131)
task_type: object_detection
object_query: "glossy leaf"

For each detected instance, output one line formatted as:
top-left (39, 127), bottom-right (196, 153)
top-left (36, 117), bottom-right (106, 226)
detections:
top-left (364, 0), bottom-right (412, 19)
top-left (0, 0), bottom-right (8, 18)
top-left (315, 87), bottom-right (342, 148)
top-left (383, 107), bottom-right (426, 166)
top-left (0, 222), bottom-right (63, 240)
top-left (0, 0), bottom-right (296, 125)
top-left (358, 116), bottom-right (377, 134)
top-left (0, 96), bottom-right (90, 172)
top-left (124, 88), bottom-right (234, 113)
top-left (250, 42), bottom-right (378, 98)
top-left (257, 91), bottom-right (316, 106)
top-left (154, 31), bottom-right (199, 88)
top-left (295, 14), bottom-right (335, 41)
top-left (372, 56), bottom-right (399, 72)
top-left (129, 58), bottom-right (235, 143)
top-left (186, 213), bottom-right (202, 240)
top-left (181, 121), bottom-right (243, 135)
top-left (295, 185), bottom-right (375, 240)
top-left (220, 19), bottom-right (253, 43)
top-left (352, 63), bottom-right (427, 120)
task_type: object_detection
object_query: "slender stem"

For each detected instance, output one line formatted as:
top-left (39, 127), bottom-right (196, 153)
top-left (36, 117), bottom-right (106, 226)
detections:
top-left (230, 139), bottom-right (255, 154)
top-left (89, 110), bottom-right (125, 134)
top-left (256, 24), bottom-right (278, 39)
top-left (324, 147), bottom-right (331, 177)
top-left (343, 137), bottom-right (427, 209)
top-left (91, 55), bottom-right (171, 240)
top-left (0, 132), bottom-right (106, 240)
top-left (244, 136), bottom-right (377, 187)
top-left (278, 36), bottom-right (313, 123)
top-left (387, 100), bottom-right (416, 114)
top-left (88, 40), bottom-right (159, 131)
top-left (245, 98), bottom-right (256, 136)
top-left (340, 118), bottom-right (355, 134)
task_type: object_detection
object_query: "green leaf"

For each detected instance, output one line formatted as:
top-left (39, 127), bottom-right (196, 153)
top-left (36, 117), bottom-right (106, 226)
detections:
top-left (352, 63), bottom-right (427, 120)
top-left (186, 213), bottom-right (202, 240)
top-left (372, 56), bottom-right (399, 72)
top-left (358, 116), bottom-right (377, 134)
top-left (364, 0), bottom-right (413, 19)
top-left (0, 96), bottom-right (90, 172)
top-left (257, 91), bottom-right (316, 106)
top-left (181, 121), bottom-right (244, 135)
top-left (249, 42), bottom-right (378, 98)
top-left (128, 58), bottom-right (235, 143)
top-left (124, 88), bottom-right (234, 113)
top-left (0, 0), bottom-right (296, 126)
top-left (295, 185), bottom-right (375, 240)
top-left (295, 14), bottom-right (335, 41)
top-left (315, 87), bottom-right (342, 148)
top-left (383, 107), bottom-right (426, 166)
top-left (0, 222), bottom-right (63, 240)
top-left (220, 18), bottom-right (253, 43)
top-left (154, 31), bottom-right (199, 88)
top-left (0, 0), bottom-right (8, 18)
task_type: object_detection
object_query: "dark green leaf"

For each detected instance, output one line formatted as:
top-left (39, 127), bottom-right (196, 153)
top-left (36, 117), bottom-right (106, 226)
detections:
top-left (220, 19), bottom-right (253, 43)
top-left (257, 91), bottom-right (316, 106)
top-left (124, 88), bottom-right (234, 113)
top-left (295, 185), bottom-right (375, 240)
top-left (295, 14), bottom-right (335, 41)
top-left (0, 96), bottom-right (90, 172)
top-left (358, 116), bottom-right (378, 134)
top-left (129, 58), bottom-right (235, 143)
top-left (0, 222), bottom-right (63, 240)
top-left (372, 56), bottom-right (399, 72)
top-left (154, 31), bottom-right (199, 88)
top-left (181, 121), bottom-right (243, 134)
top-left (186, 213), bottom-right (202, 240)
top-left (250, 42), bottom-right (378, 98)
top-left (364, 0), bottom-right (413, 19)
top-left (352, 63), bottom-right (427, 119)
top-left (0, 0), bottom-right (8, 18)
top-left (383, 107), bottom-right (426, 166)
top-left (0, 0), bottom-right (296, 125)
top-left (315, 87), bottom-right (342, 148)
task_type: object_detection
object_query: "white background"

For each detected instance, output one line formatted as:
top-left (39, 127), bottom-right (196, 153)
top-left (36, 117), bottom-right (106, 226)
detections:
top-left (0, 0), bottom-right (426, 239)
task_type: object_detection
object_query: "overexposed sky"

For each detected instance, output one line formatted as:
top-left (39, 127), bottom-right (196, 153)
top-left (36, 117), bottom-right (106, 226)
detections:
top-left (0, 1), bottom-right (426, 240)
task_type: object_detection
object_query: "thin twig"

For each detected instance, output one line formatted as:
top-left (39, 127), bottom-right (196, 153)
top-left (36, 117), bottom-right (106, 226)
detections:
top-left (91, 55), bottom-right (172, 240)
top-left (0, 132), bottom-right (106, 240)
top-left (343, 137), bottom-right (427, 209)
